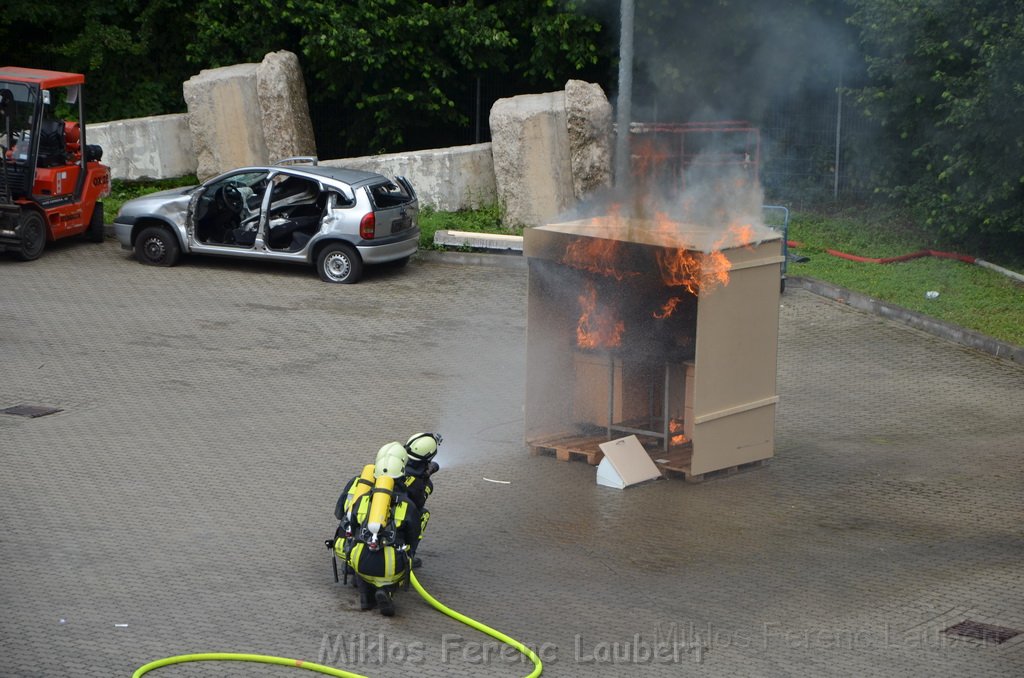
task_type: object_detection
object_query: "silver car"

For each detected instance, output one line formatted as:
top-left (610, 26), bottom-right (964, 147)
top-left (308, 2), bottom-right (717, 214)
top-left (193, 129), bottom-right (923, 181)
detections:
top-left (113, 159), bottom-right (419, 283)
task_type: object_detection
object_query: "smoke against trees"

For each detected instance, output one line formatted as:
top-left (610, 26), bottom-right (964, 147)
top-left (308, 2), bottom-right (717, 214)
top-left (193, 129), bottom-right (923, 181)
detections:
top-left (582, 0), bottom-right (860, 123)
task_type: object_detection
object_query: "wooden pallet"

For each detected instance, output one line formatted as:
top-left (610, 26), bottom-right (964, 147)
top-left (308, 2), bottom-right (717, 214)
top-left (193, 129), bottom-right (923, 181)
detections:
top-left (649, 444), bottom-right (692, 475)
top-left (528, 433), bottom-right (607, 465)
top-left (661, 458), bottom-right (767, 483)
top-left (529, 432), bottom-right (684, 468)
top-left (529, 432), bottom-right (768, 483)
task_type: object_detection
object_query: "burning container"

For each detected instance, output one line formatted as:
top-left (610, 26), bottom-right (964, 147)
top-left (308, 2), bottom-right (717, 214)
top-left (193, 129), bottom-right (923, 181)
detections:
top-left (524, 213), bottom-right (783, 479)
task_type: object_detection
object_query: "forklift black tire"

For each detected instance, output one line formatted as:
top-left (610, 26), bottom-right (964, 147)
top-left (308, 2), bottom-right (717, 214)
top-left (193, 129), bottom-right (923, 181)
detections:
top-left (86, 202), bottom-right (105, 243)
top-left (136, 225), bottom-right (181, 267)
top-left (14, 210), bottom-right (46, 261)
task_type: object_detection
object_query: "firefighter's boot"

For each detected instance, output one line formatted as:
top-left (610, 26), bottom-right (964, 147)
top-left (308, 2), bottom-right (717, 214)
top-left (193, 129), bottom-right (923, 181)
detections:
top-left (375, 588), bottom-right (395, 617)
top-left (356, 578), bottom-right (376, 611)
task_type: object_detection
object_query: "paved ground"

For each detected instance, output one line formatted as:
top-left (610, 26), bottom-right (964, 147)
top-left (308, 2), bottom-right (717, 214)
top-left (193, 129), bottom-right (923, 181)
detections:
top-left (1, 237), bottom-right (1022, 677)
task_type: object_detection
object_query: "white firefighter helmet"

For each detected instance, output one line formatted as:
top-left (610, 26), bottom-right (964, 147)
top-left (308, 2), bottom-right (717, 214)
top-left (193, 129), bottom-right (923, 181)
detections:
top-left (405, 432), bottom-right (441, 461)
top-left (374, 442), bottom-right (408, 478)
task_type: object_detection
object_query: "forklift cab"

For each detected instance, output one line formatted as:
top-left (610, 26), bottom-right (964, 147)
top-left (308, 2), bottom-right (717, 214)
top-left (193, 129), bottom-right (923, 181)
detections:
top-left (0, 75), bottom-right (97, 196)
top-left (0, 67), bottom-right (109, 260)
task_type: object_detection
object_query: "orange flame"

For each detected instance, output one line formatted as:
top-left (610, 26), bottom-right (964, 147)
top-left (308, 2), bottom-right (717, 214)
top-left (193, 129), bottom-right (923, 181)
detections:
top-left (724, 222), bottom-right (757, 249)
top-left (562, 236), bottom-right (636, 281)
top-left (653, 296), bottom-right (683, 320)
top-left (576, 280), bottom-right (624, 350)
top-left (645, 212), bottom-right (734, 318)
top-left (669, 418), bottom-right (689, 446)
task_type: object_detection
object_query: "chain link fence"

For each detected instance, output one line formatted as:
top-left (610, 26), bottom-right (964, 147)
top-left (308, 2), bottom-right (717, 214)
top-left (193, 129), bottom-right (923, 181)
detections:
top-left (760, 90), bottom-right (884, 209)
top-left (311, 76), bottom-right (886, 212)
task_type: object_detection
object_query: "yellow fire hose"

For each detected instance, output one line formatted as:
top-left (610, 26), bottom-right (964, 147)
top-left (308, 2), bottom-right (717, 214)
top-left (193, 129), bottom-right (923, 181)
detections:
top-left (131, 571), bottom-right (542, 678)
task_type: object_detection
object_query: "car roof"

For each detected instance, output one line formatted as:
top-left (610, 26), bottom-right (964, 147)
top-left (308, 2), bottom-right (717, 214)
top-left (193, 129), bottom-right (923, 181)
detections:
top-left (282, 165), bottom-right (385, 187)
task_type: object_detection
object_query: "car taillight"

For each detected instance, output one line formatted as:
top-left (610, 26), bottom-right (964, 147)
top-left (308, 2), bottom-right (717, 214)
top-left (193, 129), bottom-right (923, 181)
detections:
top-left (359, 212), bottom-right (375, 239)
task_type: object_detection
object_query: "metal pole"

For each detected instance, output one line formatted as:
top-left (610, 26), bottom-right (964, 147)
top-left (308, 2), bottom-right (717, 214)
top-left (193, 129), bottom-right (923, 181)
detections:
top-left (833, 72), bottom-right (843, 199)
top-left (607, 355), bottom-right (615, 440)
top-left (475, 76), bottom-right (481, 144)
top-left (663, 363), bottom-right (671, 451)
top-left (614, 0), bottom-right (635, 192)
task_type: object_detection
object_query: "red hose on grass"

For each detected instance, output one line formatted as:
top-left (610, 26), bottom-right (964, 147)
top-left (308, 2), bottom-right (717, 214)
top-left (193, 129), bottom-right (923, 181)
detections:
top-left (785, 241), bottom-right (1024, 284)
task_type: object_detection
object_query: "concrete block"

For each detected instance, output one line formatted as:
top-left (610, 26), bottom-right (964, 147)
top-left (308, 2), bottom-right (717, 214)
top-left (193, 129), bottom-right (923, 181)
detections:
top-left (183, 62), bottom-right (266, 181)
top-left (489, 90), bottom-right (574, 228)
top-left (183, 50), bottom-right (316, 181)
top-left (256, 50), bottom-right (316, 164)
top-left (565, 79), bottom-right (613, 200)
top-left (323, 143), bottom-right (496, 212)
top-left (89, 114), bottom-right (197, 180)
top-left (433, 229), bottom-right (523, 252)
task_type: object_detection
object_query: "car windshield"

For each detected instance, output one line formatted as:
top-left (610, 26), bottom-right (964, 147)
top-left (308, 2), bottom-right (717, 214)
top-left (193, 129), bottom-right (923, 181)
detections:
top-left (213, 171), bottom-right (266, 190)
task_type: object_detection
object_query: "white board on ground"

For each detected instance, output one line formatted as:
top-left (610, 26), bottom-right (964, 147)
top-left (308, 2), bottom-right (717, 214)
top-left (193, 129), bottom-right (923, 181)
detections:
top-left (596, 435), bottom-right (663, 489)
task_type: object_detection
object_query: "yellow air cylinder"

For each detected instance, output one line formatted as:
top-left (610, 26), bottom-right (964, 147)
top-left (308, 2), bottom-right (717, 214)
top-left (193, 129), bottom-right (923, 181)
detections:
top-left (366, 474), bottom-right (395, 538)
top-left (348, 464), bottom-right (376, 509)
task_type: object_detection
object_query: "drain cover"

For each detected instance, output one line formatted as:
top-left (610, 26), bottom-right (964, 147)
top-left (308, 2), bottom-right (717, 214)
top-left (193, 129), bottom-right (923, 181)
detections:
top-left (1, 404), bottom-right (63, 418)
top-left (943, 620), bottom-right (1020, 644)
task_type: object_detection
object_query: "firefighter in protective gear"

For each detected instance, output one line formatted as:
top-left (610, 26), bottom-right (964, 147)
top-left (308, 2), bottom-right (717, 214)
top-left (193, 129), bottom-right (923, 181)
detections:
top-left (339, 442), bottom-right (421, 616)
top-left (403, 432), bottom-right (441, 509)
top-left (403, 433), bottom-right (441, 510)
top-left (402, 433), bottom-right (441, 567)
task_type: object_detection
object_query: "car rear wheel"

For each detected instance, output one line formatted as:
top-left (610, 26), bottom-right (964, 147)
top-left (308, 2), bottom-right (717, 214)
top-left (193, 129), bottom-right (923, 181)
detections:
top-left (136, 226), bottom-right (181, 267)
top-left (14, 210), bottom-right (46, 261)
top-left (316, 243), bottom-right (363, 284)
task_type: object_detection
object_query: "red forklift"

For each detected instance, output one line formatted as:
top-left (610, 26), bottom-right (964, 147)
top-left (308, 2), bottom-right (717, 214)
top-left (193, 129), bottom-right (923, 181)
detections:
top-left (0, 67), bottom-right (110, 260)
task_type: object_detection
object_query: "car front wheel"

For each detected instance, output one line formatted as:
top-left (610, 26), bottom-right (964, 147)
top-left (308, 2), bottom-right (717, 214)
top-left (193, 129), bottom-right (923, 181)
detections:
top-left (136, 226), bottom-right (181, 267)
top-left (316, 243), bottom-right (363, 284)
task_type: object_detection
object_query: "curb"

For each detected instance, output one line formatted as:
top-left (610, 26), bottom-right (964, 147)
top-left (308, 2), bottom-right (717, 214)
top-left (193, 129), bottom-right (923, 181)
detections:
top-left (788, 276), bottom-right (1024, 365)
top-left (416, 249), bottom-right (1022, 366)
top-left (416, 248), bottom-right (526, 270)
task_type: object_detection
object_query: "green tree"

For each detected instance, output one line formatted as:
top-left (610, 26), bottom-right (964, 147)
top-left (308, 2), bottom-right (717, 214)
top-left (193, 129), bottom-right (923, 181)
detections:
top-left (1, 0), bottom-right (195, 121)
top-left (188, 0), bottom-right (607, 155)
top-left (3, 0), bottom-right (608, 153)
top-left (848, 0), bottom-right (1024, 248)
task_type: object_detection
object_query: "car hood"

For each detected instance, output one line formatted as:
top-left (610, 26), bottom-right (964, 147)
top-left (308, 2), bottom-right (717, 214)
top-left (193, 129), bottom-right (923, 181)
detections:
top-left (118, 186), bottom-right (197, 218)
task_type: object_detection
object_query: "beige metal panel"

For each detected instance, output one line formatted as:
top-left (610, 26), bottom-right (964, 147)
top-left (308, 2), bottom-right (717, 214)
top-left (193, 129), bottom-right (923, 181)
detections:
top-left (689, 405), bottom-right (776, 475)
top-left (690, 240), bottom-right (781, 472)
top-left (693, 241), bottom-right (781, 415)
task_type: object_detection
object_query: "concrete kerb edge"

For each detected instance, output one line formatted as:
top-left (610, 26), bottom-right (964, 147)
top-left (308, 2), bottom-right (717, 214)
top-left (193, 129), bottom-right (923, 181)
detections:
top-left (788, 276), bottom-right (1024, 365)
top-left (416, 248), bottom-right (526, 270)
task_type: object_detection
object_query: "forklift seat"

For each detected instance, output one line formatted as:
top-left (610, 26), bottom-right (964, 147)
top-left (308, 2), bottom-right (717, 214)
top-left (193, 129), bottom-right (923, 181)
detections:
top-left (36, 117), bottom-right (66, 167)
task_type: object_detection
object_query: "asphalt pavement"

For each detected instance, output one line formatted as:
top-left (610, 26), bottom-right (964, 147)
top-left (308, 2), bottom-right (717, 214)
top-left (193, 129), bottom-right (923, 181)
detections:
top-left (1, 237), bottom-right (1022, 677)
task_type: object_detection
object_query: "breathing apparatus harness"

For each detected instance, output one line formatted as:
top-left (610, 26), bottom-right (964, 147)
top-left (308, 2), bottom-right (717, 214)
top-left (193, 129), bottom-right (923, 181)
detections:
top-left (330, 461), bottom-right (413, 586)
